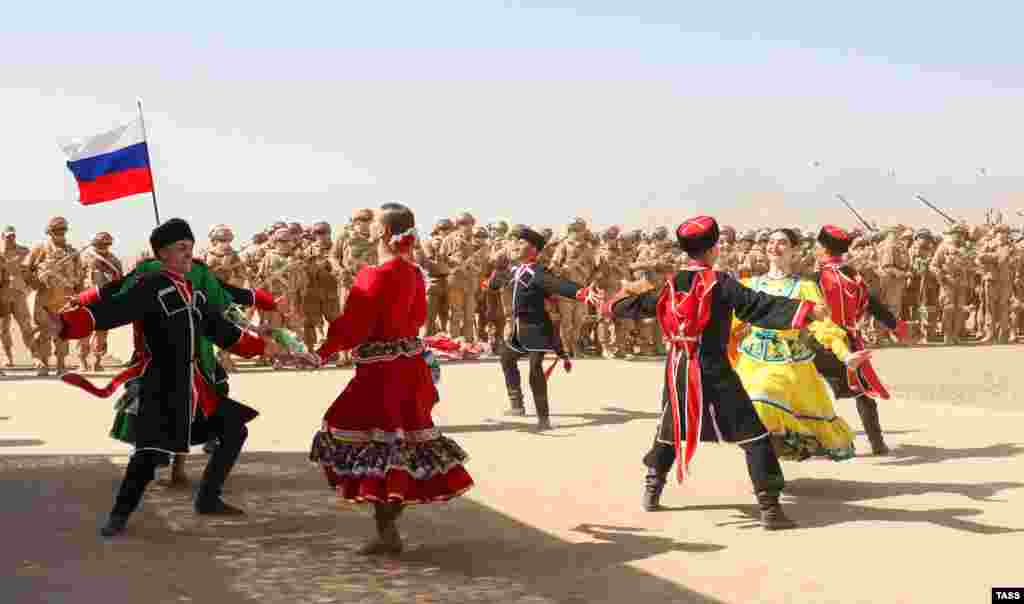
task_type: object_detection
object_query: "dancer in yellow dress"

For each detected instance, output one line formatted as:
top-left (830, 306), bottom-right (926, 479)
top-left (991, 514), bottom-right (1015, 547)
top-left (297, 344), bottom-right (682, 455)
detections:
top-left (731, 229), bottom-right (872, 461)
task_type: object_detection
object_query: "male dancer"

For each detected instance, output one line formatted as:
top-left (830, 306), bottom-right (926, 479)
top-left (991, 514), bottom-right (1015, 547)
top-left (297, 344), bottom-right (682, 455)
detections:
top-left (43, 218), bottom-right (316, 536)
top-left (489, 227), bottom-right (601, 430)
top-left (811, 226), bottom-right (909, 455)
top-left (602, 216), bottom-right (829, 529)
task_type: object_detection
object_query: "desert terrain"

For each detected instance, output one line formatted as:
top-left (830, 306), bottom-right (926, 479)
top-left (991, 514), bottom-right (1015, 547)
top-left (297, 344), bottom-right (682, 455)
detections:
top-left (2, 325), bottom-right (1022, 603)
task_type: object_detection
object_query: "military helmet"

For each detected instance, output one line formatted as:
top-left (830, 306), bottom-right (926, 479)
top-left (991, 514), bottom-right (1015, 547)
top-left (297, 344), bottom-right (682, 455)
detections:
top-left (914, 229), bottom-right (933, 242)
top-left (92, 232), bottom-right (114, 245)
top-left (2, 225), bottom-right (14, 235)
top-left (492, 220), bottom-right (509, 233)
top-left (473, 226), bottom-right (489, 238)
top-left (739, 230), bottom-right (755, 242)
top-left (653, 226), bottom-right (669, 239)
top-left (540, 227), bottom-right (554, 240)
top-left (455, 211), bottom-right (475, 226)
top-left (252, 232), bottom-right (269, 244)
top-left (603, 225), bottom-right (621, 240)
top-left (272, 227), bottom-right (295, 242)
top-left (352, 208), bottom-right (374, 222)
top-left (46, 216), bottom-right (68, 233)
top-left (433, 217), bottom-right (454, 234)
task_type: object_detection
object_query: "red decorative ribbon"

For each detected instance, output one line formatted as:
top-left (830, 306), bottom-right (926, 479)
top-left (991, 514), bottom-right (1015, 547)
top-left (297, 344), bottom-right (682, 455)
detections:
top-left (656, 268), bottom-right (717, 483)
top-left (60, 359), bottom-right (146, 398)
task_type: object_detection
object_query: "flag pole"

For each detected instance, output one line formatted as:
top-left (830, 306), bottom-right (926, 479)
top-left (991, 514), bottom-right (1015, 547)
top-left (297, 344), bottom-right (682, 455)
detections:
top-left (136, 98), bottom-right (161, 225)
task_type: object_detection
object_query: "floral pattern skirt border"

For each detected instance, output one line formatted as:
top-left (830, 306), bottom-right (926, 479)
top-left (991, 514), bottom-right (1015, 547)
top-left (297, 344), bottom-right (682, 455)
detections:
top-left (310, 430), bottom-right (474, 504)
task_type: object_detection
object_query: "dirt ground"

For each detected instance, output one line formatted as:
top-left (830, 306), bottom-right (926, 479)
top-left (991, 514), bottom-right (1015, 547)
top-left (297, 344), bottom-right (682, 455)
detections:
top-left (2, 329), bottom-right (1023, 603)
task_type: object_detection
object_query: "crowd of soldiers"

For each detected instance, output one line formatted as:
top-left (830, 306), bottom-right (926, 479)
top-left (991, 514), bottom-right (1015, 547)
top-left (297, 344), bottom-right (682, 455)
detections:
top-left (1, 211), bottom-right (1021, 377)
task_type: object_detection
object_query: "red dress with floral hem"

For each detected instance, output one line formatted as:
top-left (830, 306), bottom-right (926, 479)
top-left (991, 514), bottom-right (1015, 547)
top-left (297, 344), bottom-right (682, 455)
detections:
top-left (311, 257), bottom-right (473, 504)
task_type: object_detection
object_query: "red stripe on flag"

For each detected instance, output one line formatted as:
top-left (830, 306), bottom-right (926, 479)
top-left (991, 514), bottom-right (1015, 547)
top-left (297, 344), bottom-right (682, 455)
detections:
top-left (77, 167), bottom-right (153, 205)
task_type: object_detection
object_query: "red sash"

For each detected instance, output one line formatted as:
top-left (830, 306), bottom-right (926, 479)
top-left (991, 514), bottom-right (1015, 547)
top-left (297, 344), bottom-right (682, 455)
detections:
top-left (657, 267), bottom-right (717, 483)
top-left (820, 260), bottom-right (889, 399)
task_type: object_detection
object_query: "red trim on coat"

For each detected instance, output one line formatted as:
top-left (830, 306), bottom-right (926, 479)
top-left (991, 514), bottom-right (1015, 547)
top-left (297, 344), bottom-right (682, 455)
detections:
top-left (78, 286), bottom-right (100, 305)
top-left (790, 300), bottom-right (815, 328)
top-left (59, 307), bottom-right (96, 340)
top-left (252, 288), bottom-right (277, 311)
top-left (229, 331), bottom-right (266, 358)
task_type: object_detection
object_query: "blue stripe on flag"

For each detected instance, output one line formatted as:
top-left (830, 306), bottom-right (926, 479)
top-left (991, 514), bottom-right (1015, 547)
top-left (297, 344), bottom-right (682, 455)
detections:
top-left (66, 142), bottom-right (150, 182)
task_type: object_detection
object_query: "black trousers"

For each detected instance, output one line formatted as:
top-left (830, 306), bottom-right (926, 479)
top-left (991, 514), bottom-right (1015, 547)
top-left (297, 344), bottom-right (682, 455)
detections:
top-left (111, 404), bottom-right (249, 517)
top-left (643, 437), bottom-right (785, 494)
top-left (499, 347), bottom-right (549, 417)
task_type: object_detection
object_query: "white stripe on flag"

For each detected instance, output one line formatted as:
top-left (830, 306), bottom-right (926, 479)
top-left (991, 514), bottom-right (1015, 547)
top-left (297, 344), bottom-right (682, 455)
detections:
top-left (59, 118), bottom-right (146, 162)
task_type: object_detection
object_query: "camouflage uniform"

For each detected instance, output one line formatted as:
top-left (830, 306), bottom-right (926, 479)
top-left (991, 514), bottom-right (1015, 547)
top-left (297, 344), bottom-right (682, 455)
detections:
top-left (417, 218), bottom-right (453, 336)
top-left (300, 221), bottom-right (341, 352)
top-left (551, 218), bottom-right (596, 356)
top-left (975, 224), bottom-right (1016, 343)
top-left (929, 225), bottom-right (973, 344)
top-left (907, 231), bottom-right (939, 343)
top-left (593, 227), bottom-right (631, 358)
top-left (440, 212), bottom-right (480, 342)
top-left (472, 227), bottom-right (494, 345)
top-left (630, 226), bottom-right (673, 355)
top-left (23, 216), bottom-right (83, 375)
top-left (78, 232), bottom-right (123, 371)
top-left (877, 227), bottom-right (911, 324)
top-left (0, 225), bottom-right (33, 367)
top-left (257, 228), bottom-right (308, 365)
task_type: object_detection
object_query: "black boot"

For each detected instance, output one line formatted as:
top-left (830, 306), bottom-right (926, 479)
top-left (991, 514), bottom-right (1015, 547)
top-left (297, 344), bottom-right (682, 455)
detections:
top-left (359, 503), bottom-right (404, 555)
top-left (643, 468), bottom-right (667, 511)
top-left (504, 386), bottom-right (526, 416)
top-left (534, 395), bottom-right (552, 431)
top-left (856, 396), bottom-right (889, 455)
top-left (195, 425), bottom-right (247, 515)
top-left (756, 490), bottom-right (796, 530)
top-left (104, 451), bottom-right (163, 537)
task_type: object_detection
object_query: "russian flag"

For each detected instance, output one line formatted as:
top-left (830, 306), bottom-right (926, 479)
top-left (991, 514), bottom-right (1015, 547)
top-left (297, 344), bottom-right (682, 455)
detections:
top-left (60, 119), bottom-right (154, 205)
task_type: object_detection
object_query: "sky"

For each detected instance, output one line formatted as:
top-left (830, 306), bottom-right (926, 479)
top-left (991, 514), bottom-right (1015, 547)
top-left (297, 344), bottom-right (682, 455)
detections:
top-left (3, 1), bottom-right (1024, 254)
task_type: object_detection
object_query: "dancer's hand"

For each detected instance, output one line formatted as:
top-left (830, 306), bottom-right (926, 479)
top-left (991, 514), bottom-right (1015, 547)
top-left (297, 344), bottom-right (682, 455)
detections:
top-left (845, 349), bottom-right (872, 369)
top-left (810, 304), bottom-right (830, 322)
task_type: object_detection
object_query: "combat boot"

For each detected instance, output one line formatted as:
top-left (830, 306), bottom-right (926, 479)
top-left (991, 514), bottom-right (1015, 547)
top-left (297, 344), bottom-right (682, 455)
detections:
top-left (78, 355), bottom-right (91, 372)
top-left (643, 467), bottom-right (667, 511)
top-left (856, 396), bottom-right (889, 455)
top-left (756, 490), bottom-right (796, 530)
top-left (93, 355), bottom-right (105, 372)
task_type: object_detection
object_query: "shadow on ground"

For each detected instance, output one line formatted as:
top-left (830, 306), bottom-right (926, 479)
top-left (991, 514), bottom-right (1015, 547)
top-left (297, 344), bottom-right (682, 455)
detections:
top-left (444, 406), bottom-right (660, 435)
top-left (875, 443), bottom-right (1024, 467)
top-left (1, 452), bottom-right (722, 604)
top-left (677, 476), bottom-right (1024, 535)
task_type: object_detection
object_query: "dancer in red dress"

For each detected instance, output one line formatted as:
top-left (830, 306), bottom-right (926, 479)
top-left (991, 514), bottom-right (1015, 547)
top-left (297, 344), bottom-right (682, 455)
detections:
top-left (310, 202), bottom-right (473, 555)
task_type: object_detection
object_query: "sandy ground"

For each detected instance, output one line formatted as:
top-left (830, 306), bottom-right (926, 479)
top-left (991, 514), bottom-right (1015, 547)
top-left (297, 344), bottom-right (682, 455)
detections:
top-left (2, 330), bottom-right (1023, 603)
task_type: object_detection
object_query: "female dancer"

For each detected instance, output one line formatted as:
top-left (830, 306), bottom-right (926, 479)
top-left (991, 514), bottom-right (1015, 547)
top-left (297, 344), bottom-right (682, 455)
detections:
top-left (731, 228), bottom-right (872, 461)
top-left (311, 202), bottom-right (473, 555)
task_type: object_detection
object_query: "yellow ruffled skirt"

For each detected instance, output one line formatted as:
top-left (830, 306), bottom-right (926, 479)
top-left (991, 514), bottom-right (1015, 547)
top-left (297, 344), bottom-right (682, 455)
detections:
top-left (734, 355), bottom-right (856, 461)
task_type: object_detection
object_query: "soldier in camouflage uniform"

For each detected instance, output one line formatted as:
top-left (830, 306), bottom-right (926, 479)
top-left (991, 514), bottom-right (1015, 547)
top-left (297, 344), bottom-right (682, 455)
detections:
top-left (551, 218), bottom-right (596, 357)
top-left (24, 216), bottom-right (83, 375)
top-left (441, 212), bottom-right (480, 342)
top-left (975, 223), bottom-right (1016, 343)
top-left (303, 222), bottom-right (342, 354)
top-left (629, 226), bottom-right (673, 355)
top-left (204, 225), bottom-right (247, 370)
top-left (1011, 236), bottom-right (1024, 342)
top-left (1, 225), bottom-right (33, 368)
top-left (876, 227), bottom-right (911, 344)
top-left (906, 230), bottom-right (939, 343)
top-left (78, 232), bottom-right (123, 371)
top-left (929, 224), bottom-right (973, 345)
top-left (593, 226), bottom-right (631, 358)
top-left (472, 226), bottom-right (494, 346)
top-left (417, 218), bottom-right (453, 336)
top-left (257, 228), bottom-right (308, 366)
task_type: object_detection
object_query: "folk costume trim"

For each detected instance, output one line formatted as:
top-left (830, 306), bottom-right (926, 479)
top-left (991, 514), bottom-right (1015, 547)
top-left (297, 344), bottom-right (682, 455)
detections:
top-left (818, 259), bottom-right (890, 399)
top-left (657, 264), bottom-right (717, 484)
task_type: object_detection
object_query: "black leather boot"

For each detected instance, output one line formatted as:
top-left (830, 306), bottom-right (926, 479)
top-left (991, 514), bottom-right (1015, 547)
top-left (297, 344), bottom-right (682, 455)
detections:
top-left (756, 490), bottom-right (796, 530)
top-left (504, 386), bottom-right (526, 416)
top-left (534, 395), bottom-right (552, 431)
top-left (643, 468), bottom-right (667, 511)
top-left (856, 396), bottom-right (889, 455)
top-left (195, 425), bottom-right (247, 515)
